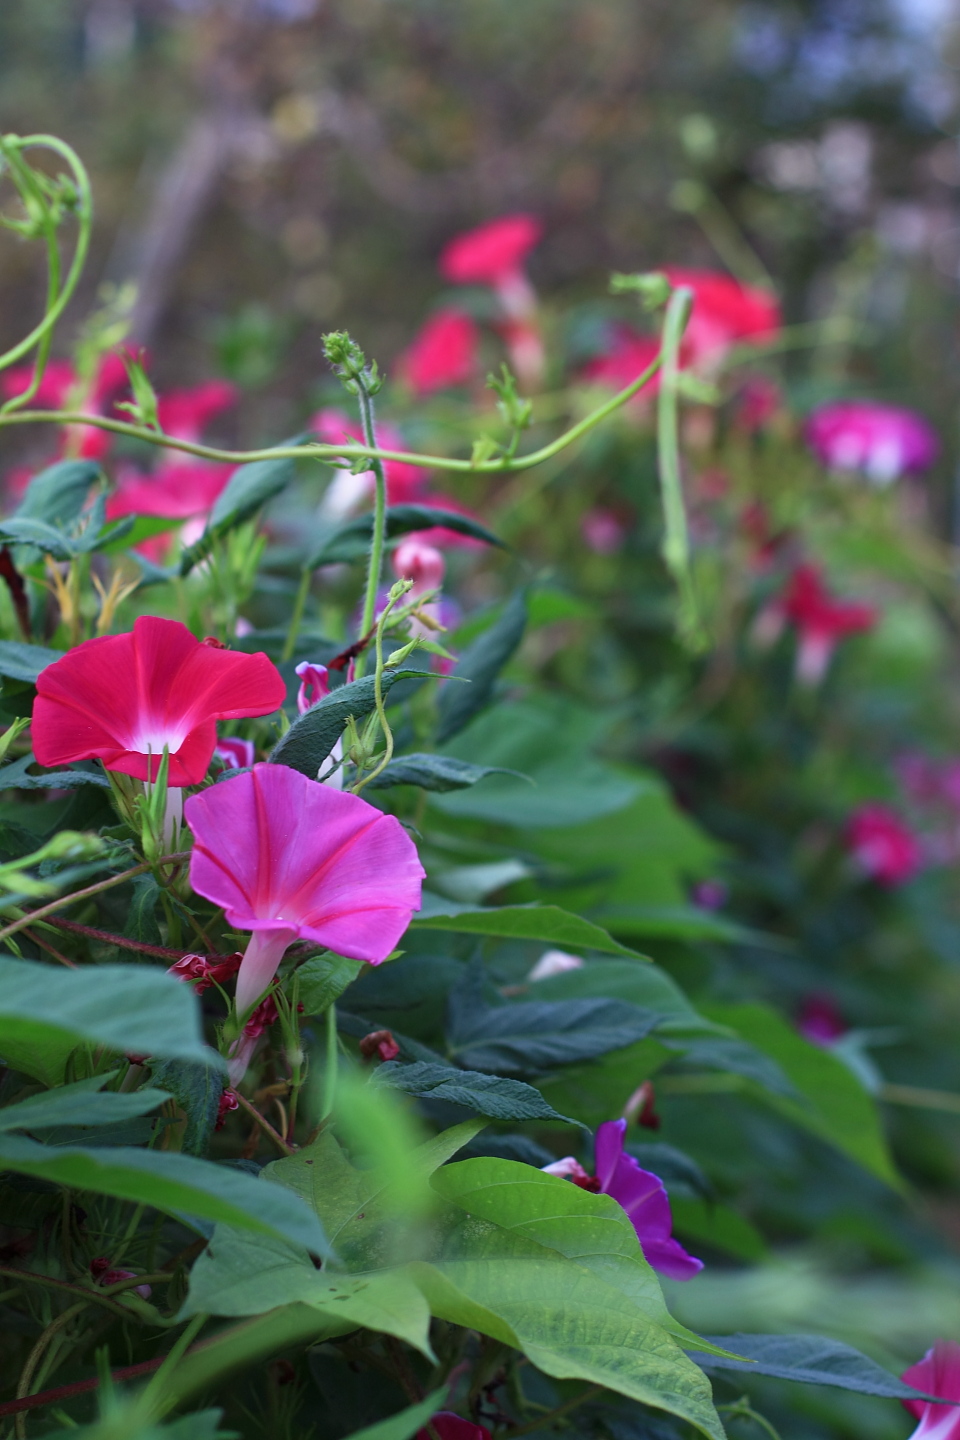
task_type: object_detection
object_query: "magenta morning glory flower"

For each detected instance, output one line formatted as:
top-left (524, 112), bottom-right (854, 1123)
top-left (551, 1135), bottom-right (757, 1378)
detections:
top-left (805, 400), bottom-right (939, 486)
top-left (902, 1341), bottom-right (960, 1440)
top-left (184, 763), bottom-right (425, 1018)
top-left (543, 1118), bottom-right (702, 1281)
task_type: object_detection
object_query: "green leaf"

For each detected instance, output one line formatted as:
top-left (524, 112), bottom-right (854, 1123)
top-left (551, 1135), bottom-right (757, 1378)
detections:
top-left (45, 1408), bottom-right (238, 1440)
top-left (373, 1061), bottom-right (580, 1126)
top-left (149, 1059), bottom-right (223, 1156)
top-left (182, 1229), bottom-right (432, 1355)
top-left (525, 960), bottom-right (721, 1037)
top-left (125, 873), bottom-right (163, 945)
top-left (702, 1002), bottom-right (901, 1187)
top-left (447, 988), bottom-right (661, 1075)
top-left (417, 1158), bottom-right (725, 1440)
top-left (0, 516), bottom-right (80, 560)
top-left (297, 953), bottom-right (365, 1015)
top-left (366, 754), bottom-right (526, 794)
top-left (0, 1082), bottom-right (168, 1133)
top-left (0, 1134), bottom-right (330, 1252)
top-left (15, 459), bottom-right (101, 527)
top-left (436, 591), bottom-right (527, 744)
top-left (412, 901), bottom-right (645, 959)
top-left (264, 1119), bottom-right (483, 1271)
top-left (308, 505), bottom-right (506, 569)
top-left (268, 669), bottom-right (425, 777)
top-left (0, 640), bottom-right (64, 683)
top-left (0, 754), bottom-right (110, 790)
top-left (180, 438), bottom-right (310, 575)
top-left (433, 696), bottom-right (641, 827)
top-left (341, 1390), bottom-right (450, 1440)
top-left (693, 1333), bottom-right (930, 1398)
top-left (0, 958), bottom-right (221, 1087)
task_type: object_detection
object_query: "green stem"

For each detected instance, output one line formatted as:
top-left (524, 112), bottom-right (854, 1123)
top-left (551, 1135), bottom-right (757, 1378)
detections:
top-left (656, 285), bottom-right (702, 648)
top-left (135, 1312), bottom-right (209, 1420)
top-left (0, 350), bottom-right (662, 475)
top-left (282, 565), bottom-right (312, 663)
top-left (498, 1385), bottom-right (602, 1438)
top-left (356, 381), bottom-right (388, 676)
top-left (321, 1003), bottom-right (338, 1120)
top-left (0, 1266), bottom-right (136, 1320)
top-left (0, 850), bottom-right (190, 946)
top-left (0, 134), bottom-right (93, 379)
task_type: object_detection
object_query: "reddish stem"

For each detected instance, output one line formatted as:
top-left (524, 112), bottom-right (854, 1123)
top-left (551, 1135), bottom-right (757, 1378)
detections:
top-left (46, 916), bottom-right (222, 962)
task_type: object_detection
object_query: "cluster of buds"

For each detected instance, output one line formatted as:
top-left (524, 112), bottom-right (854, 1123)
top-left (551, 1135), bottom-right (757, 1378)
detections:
top-left (167, 952), bottom-right (243, 994)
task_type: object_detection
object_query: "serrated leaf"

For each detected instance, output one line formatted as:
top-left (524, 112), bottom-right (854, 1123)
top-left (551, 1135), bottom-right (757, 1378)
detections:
top-left (412, 899), bottom-right (644, 958)
top-left (149, 1058), bottom-right (223, 1156)
top-left (15, 459), bottom-right (100, 527)
top-left (268, 669), bottom-right (424, 777)
top-left (0, 1134), bottom-right (330, 1252)
top-left (366, 754), bottom-right (526, 793)
top-left (373, 1061), bottom-right (579, 1126)
top-left (0, 516), bottom-right (78, 559)
top-left (0, 958), bottom-right (222, 1087)
top-left (436, 591), bottom-right (527, 743)
top-left (297, 953), bottom-right (365, 1015)
top-left (0, 640), bottom-right (64, 683)
top-left (308, 505), bottom-right (506, 569)
top-left (693, 1333), bottom-right (930, 1398)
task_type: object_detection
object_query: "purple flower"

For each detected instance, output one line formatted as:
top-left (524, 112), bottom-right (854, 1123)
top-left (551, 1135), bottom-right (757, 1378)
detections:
top-left (805, 401), bottom-right (938, 485)
top-left (543, 1119), bottom-right (703, 1281)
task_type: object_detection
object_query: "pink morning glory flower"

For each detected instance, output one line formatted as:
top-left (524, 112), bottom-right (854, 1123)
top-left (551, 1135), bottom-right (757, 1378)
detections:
top-left (805, 400), bottom-right (939, 485)
top-left (439, 214), bottom-right (544, 386)
top-left (845, 802), bottom-right (922, 888)
top-left (902, 1341), bottom-right (960, 1440)
top-left (754, 563), bottom-right (877, 685)
top-left (184, 763), bottom-right (425, 1017)
top-left (664, 268), bottom-right (781, 373)
top-left (398, 309), bottom-right (480, 396)
top-left (2, 353), bottom-right (130, 461)
top-left (32, 616), bottom-right (286, 786)
top-left (543, 1118), bottom-right (702, 1281)
top-left (295, 662), bottom-right (331, 715)
top-left (213, 737), bottom-right (257, 771)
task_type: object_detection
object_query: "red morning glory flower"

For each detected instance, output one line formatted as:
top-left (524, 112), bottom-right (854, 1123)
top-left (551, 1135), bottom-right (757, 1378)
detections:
top-left (32, 616), bottom-right (286, 786)
top-left (754, 563), bottom-right (877, 685)
top-left (439, 214), bottom-right (542, 292)
top-left (416, 1415), bottom-right (491, 1440)
top-left (902, 1341), bottom-right (960, 1440)
top-left (184, 763), bottom-right (425, 1016)
top-left (543, 1118), bottom-right (702, 1281)
top-left (845, 802), bottom-right (922, 887)
top-left (2, 353), bottom-right (130, 460)
top-left (664, 268), bottom-right (781, 371)
top-left (805, 400), bottom-right (938, 485)
top-left (581, 325), bottom-right (661, 402)
top-left (398, 308), bottom-right (480, 396)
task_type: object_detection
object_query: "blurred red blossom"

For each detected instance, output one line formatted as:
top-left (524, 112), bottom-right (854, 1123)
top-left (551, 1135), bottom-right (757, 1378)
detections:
top-left (664, 269), bottom-right (781, 371)
top-left (797, 993), bottom-right (847, 1047)
top-left (845, 803), bottom-right (922, 888)
top-left (753, 563), bottom-right (877, 685)
top-left (416, 1415), bottom-right (491, 1440)
top-left (398, 308), bottom-right (480, 396)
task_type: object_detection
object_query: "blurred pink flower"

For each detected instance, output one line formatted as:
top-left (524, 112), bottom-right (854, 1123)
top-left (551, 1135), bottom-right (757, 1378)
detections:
top-left (416, 1415), bottom-right (491, 1440)
top-left (691, 879), bottom-right (728, 911)
top-left (393, 536), bottom-right (445, 596)
top-left (665, 269), bottom-right (781, 372)
top-left (398, 309), bottom-right (480, 396)
top-left (581, 325), bottom-right (661, 401)
top-left (581, 507), bottom-right (627, 555)
top-left (313, 409), bottom-right (428, 518)
top-left (902, 1341), bottom-right (960, 1440)
top-left (439, 215), bottom-right (543, 386)
top-left (157, 380), bottom-right (237, 452)
top-left (736, 375), bottom-right (782, 432)
top-left (845, 803), bottom-right (922, 888)
top-left (214, 737), bottom-right (257, 770)
top-left (89, 1257), bottom-right (151, 1299)
top-left (805, 401), bottom-right (938, 485)
top-left (185, 763), bottom-right (425, 1016)
top-left (754, 564), bottom-right (877, 685)
top-left (2, 354), bottom-right (130, 460)
top-left (543, 1118), bottom-right (702, 1280)
top-left (797, 993), bottom-right (847, 1047)
top-left (32, 616), bottom-right (286, 786)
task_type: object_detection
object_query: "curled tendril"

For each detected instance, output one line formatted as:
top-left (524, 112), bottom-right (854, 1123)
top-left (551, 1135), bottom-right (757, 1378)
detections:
top-left (0, 133), bottom-right (93, 409)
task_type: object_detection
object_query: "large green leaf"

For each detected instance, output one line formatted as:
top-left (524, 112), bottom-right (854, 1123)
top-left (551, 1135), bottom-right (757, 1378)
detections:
top-left (526, 959), bottom-right (722, 1037)
top-left (702, 1002), bottom-right (901, 1187)
top-left (0, 1134), bottom-right (330, 1252)
top-left (436, 591), bottom-right (528, 744)
top-left (182, 1227), bottom-right (433, 1355)
top-left (373, 1061), bottom-right (580, 1126)
top-left (297, 953), bottom-right (366, 1014)
top-left (0, 958), bottom-right (221, 1087)
top-left (149, 1058), bottom-right (224, 1156)
top-left (367, 754), bottom-right (525, 794)
top-left (447, 989), bottom-right (661, 1075)
top-left (411, 900), bottom-right (645, 958)
top-left (415, 1159), bottom-right (725, 1440)
top-left (268, 669), bottom-right (424, 777)
top-left (308, 504), bottom-right (505, 568)
top-left (0, 754), bottom-right (110, 790)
